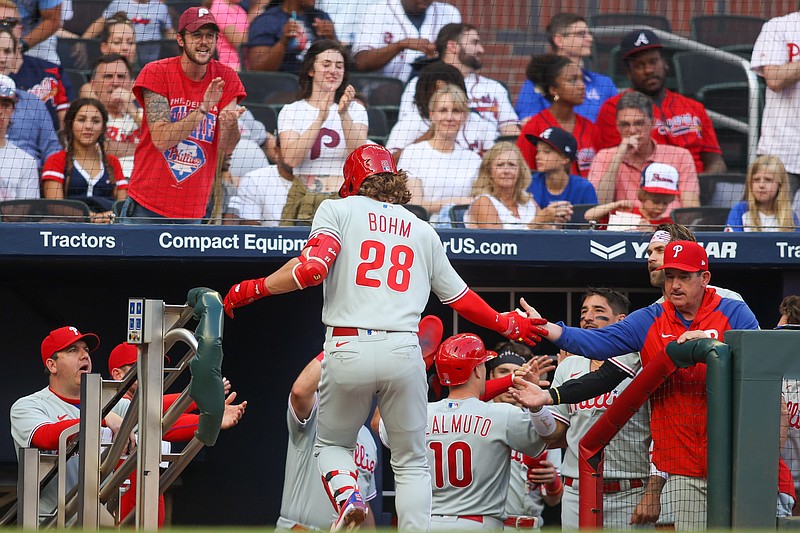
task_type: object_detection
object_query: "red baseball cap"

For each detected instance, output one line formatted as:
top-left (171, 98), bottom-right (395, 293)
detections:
top-left (41, 326), bottom-right (99, 365)
top-left (178, 6), bottom-right (220, 33)
top-left (108, 342), bottom-right (170, 374)
top-left (656, 240), bottom-right (709, 272)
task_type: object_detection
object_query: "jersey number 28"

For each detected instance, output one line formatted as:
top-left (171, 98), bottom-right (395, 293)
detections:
top-left (429, 440), bottom-right (473, 488)
top-left (355, 240), bottom-right (414, 292)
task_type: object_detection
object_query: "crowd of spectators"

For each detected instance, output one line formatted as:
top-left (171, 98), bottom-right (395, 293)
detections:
top-left (0, 0), bottom-right (797, 233)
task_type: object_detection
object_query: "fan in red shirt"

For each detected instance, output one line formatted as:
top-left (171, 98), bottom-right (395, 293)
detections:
top-left (592, 29), bottom-right (726, 175)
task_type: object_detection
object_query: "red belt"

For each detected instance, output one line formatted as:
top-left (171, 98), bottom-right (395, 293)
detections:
top-left (564, 476), bottom-right (645, 493)
top-left (331, 327), bottom-right (359, 336)
top-left (504, 516), bottom-right (538, 528)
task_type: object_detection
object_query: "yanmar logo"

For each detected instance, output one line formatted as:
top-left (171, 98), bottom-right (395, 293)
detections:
top-left (589, 240), bottom-right (626, 260)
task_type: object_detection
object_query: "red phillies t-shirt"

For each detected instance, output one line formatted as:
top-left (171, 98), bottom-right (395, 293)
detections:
top-left (129, 57), bottom-right (245, 218)
top-left (516, 109), bottom-right (596, 177)
top-left (593, 89), bottom-right (721, 173)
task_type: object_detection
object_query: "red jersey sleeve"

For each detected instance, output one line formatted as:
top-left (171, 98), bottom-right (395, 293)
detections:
top-left (41, 150), bottom-right (67, 184)
top-left (132, 58), bottom-right (174, 106)
top-left (108, 155), bottom-right (128, 188)
top-left (518, 119), bottom-right (539, 169)
top-left (593, 94), bottom-right (623, 151)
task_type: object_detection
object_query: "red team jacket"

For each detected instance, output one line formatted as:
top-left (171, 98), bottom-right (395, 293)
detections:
top-left (556, 288), bottom-right (759, 477)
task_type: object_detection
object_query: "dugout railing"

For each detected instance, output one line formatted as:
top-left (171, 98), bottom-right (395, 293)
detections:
top-left (4, 288), bottom-right (227, 529)
top-left (577, 330), bottom-right (800, 528)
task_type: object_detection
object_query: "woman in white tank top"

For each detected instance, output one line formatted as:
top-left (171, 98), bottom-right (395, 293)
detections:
top-left (465, 142), bottom-right (570, 230)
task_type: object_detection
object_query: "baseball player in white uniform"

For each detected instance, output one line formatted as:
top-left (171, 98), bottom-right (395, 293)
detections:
top-left (277, 353), bottom-right (378, 531)
top-left (423, 334), bottom-right (554, 530)
top-left (223, 144), bottom-right (548, 530)
top-left (351, 0), bottom-right (461, 82)
top-left (485, 347), bottom-right (562, 530)
top-left (10, 327), bottom-right (127, 520)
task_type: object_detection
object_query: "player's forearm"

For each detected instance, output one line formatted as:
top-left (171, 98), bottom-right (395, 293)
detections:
top-left (264, 258), bottom-right (303, 294)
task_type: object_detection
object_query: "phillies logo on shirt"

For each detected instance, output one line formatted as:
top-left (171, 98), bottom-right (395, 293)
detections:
top-left (353, 442), bottom-right (375, 473)
top-left (165, 140), bottom-right (206, 182)
top-left (788, 400), bottom-right (800, 429)
top-left (789, 43), bottom-right (800, 63)
top-left (383, 32), bottom-right (394, 44)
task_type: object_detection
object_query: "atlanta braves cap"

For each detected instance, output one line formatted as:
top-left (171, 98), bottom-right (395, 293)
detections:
top-left (640, 162), bottom-right (679, 195)
top-left (525, 126), bottom-right (578, 161)
top-left (178, 6), bottom-right (220, 33)
top-left (656, 240), bottom-right (708, 272)
top-left (41, 326), bottom-right (99, 365)
top-left (620, 29), bottom-right (663, 59)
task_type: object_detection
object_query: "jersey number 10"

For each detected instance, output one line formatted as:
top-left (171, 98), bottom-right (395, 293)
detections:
top-left (428, 440), bottom-right (473, 488)
top-left (355, 240), bottom-right (414, 292)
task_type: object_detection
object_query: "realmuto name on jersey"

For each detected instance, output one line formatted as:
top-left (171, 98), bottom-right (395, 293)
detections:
top-left (368, 212), bottom-right (411, 238)
top-left (427, 414), bottom-right (493, 437)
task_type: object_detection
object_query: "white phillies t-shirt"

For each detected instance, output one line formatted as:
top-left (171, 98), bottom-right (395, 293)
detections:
top-left (751, 12), bottom-right (800, 173)
top-left (278, 100), bottom-right (369, 176)
top-left (311, 195), bottom-right (467, 332)
top-left (386, 111), bottom-right (496, 156)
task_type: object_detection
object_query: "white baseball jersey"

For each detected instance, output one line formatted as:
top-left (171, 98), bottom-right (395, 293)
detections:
top-left (110, 397), bottom-right (171, 468)
top-left (751, 12), bottom-right (800, 173)
top-left (425, 397), bottom-right (546, 519)
top-left (227, 165), bottom-right (292, 226)
top-left (351, 0), bottom-right (461, 82)
top-left (551, 353), bottom-right (650, 480)
top-left (783, 379), bottom-right (800, 495)
top-left (396, 141), bottom-right (481, 216)
top-left (278, 394), bottom-right (377, 530)
top-left (386, 111), bottom-right (496, 156)
top-left (399, 73), bottom-right (518, 133)
top-left (310, 195), bottom-right (467, 331)
top-left (278, 100), bottom-right (369, 176)
top-left (10, 386), bottom-right (113, 517)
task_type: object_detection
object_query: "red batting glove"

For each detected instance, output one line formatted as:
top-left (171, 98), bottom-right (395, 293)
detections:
top-left (498, 312), bottom-right (548, 346)
top-left (223, 277), bottom-right (269, 318)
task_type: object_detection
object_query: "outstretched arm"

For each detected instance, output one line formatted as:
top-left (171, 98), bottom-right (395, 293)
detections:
top-left (290, 354), bottom-right (323, 421)
top-left (448, 292), bottom-right (548, 346)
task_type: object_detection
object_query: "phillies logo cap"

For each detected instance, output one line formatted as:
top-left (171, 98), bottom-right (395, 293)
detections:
top-left (525, 126), bottom-right (578, 161)
top-left (41, 326), bottom-right (99, 365)
top-left (620, 29), bottom-right (663, 59)
top-left (178, 6), bottom-right (220, 33)
top-left (108, 342), bottom-right (170, 375)
top-left (640, 162), bottom-right (679, 195)
top-left (656, 240), bottom-right (708, 273)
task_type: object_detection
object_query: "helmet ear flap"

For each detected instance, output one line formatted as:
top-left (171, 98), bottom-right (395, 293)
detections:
top-left (340, 144), bottom-right (398, 198)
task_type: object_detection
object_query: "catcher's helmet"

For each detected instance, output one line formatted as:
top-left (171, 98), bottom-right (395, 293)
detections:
top-left (436, 333), bottom-right (489, 386)
top-left (340, 144), bottom-right (397, 198)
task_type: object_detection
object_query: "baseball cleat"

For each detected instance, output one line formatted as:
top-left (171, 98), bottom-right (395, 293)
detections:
top-left (331, 490), bottom-right (367, 531)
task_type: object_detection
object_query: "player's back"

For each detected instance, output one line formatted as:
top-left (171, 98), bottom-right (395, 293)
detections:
top-left (311, 196), bottom-right (466, 331)
top-left (426, 397), bottom-right (545, 519)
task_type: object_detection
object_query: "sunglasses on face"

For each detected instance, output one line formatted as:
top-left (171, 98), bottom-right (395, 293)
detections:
top-left (0, 18), bottom-right (19, 28)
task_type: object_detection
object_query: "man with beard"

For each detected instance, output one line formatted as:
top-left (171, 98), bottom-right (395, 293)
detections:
top-left (121, 6), bottom-right (245, 223)
top-left (592, 29), bottom-right (726, 175)
top-left (397, 23), bottom-right (519, 136)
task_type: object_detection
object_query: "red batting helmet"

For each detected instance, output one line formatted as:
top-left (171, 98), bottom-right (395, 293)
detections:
top-left (340, 144), bottom-right (397, 198)
top-left (436, 333), bottom-right (489, 386)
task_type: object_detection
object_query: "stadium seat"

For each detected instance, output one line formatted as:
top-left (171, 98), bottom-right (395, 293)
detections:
top-left (238, 71), bottom-right (301, 105)
top-left (714, 128), bottom-right (750, 174)
top-left (246, 103), bottom-right (279, 135)
top-left (697, 173), bottom-right (746, 207)
top-left (690, 15), bottom-right (766, 51)
top-left (56, 38), bottom-right (102, 71)
top-left (403, 204), bottom-right (429, 221)
top-left (0, 199), bottom-right (92, 223)
top-left (348, 74), bottom-right (405, 109)
top-left (63, 69), bottom-right (89, 101)
top-left (671, 206), bottom-right (730, 231)
top-left (673, 51), bottom-right (748, 100)
top-left (449, 204), bottom-right (469, 228)
top-left (697, 82), bottom-right (755, 123)
top-left (367, 107), bottom-right (390, 146)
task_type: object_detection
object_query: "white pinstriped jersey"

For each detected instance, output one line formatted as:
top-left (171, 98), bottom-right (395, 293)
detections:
top-left (426, 397), bottom-right (546, 519)
top-left (551, 353), bottom-right (651, 479)
top-left (310, 196), bottom-right (467, 331)
top-left (10, 386), bottom-right (112, 516)
top-left (278, 394), bottom-right (377, 530)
